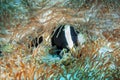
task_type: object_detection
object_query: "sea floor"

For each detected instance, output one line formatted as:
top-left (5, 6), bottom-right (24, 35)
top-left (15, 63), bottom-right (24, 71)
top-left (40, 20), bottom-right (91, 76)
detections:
top-left (0, 0), bottom-right (120, 80)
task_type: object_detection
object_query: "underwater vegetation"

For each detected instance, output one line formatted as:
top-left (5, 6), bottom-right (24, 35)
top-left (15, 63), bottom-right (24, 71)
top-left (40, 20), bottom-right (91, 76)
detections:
top-left (0, 38), bottom-right (120, 80)
top-left (0, 0), bottom-right (120, 80)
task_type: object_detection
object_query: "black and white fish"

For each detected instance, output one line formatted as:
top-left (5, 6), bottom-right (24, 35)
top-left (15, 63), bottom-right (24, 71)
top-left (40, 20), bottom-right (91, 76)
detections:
top-left (51, 24), bottom-right (79, 56)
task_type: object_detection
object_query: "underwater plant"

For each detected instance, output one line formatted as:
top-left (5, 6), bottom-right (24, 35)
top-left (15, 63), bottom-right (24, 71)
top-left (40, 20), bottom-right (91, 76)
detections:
top-left (0, 0), bottom-right (120, 80)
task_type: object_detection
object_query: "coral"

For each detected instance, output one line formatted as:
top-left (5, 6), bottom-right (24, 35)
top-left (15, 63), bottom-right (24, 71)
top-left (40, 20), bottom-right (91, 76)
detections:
top-left (0, 0), bottom-right (120, 80)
